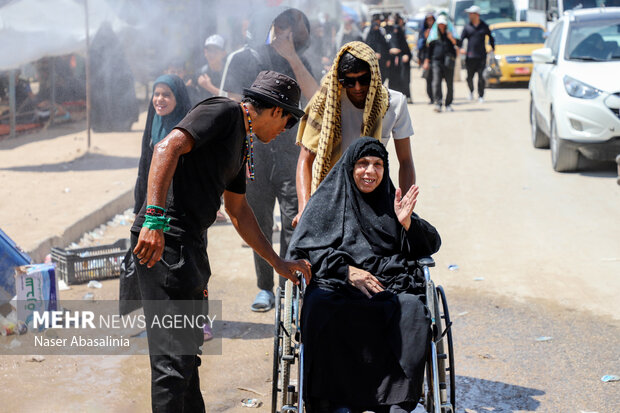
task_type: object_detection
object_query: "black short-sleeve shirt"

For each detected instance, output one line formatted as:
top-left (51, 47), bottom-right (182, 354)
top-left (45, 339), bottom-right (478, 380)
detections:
top-left (132, 97), bottom-right (246, 241)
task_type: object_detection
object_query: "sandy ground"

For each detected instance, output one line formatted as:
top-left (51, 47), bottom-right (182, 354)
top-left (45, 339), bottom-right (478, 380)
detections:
top-left (0, 70), bottom-right (619, 412)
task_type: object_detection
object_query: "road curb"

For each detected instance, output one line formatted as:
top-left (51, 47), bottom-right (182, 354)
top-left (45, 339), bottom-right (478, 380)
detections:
top-left (27, 189), bottom-right (134, 262)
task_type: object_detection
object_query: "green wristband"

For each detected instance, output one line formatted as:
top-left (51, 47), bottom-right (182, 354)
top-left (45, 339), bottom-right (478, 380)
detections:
top-left (143, 215), bottom-right (171, 232)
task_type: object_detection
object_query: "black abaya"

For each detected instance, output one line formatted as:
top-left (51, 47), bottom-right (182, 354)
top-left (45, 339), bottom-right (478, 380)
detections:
top-left (287, 138), bottom-right (441, 411)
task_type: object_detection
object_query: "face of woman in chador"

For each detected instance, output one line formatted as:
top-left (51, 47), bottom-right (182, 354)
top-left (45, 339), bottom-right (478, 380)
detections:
top-left (152, 84), bottom-right (177, 117)
top-left (353, 155), bottom-right (384, 193)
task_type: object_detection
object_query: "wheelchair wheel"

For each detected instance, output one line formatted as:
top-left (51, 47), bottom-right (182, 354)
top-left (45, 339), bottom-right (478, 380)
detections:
top-left (272, 281), bottom-right (298, 413)
top-left (271, 286), bottom-right (283, 413)
top-left (280, 280), bottom-right (294, 408)
top-left (423, 281), bottom-right (454, 413)
top-left (437, 286), bottom-right (455, 411)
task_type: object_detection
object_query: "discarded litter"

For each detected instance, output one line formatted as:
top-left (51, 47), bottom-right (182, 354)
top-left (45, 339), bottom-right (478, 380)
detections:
top-left (448, 264), bottom-right (459, 271)
top-left (241, 398), bottom-right (263, 408)
top-left (64, 187), bottom-right (71, 193)
top-left (83, 292), bottom-right (94, 300)
top-left (87, 280), bottom-right (103, 289)
top-left (601, 375), bottom-right (620, 383)
top-left (473, 277), bottom-right (485, 281)
top-left (58, 280), bottom-right (71, 291)
top-left (26, 355), bottom-right (45, 363)
top-left (237, 387), bottom-right (265, 396)
top-left (535, 336), bottom-right (553, 342)
top-left (457, 311), bottom-right (469, 316)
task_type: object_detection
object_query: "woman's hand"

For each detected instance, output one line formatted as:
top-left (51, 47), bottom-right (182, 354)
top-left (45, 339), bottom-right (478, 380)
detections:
top-left (347, 266), bottom-right (385, 298)
top-left (394, 185), bottom-right (419, 230)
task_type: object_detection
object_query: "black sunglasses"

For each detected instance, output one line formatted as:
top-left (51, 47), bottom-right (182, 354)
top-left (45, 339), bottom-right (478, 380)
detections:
top-left (338, 72), bottom-right (372, 88)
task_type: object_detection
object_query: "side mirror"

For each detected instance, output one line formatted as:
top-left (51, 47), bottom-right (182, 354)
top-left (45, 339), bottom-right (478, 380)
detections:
top-left (532, 47), bottom-right (555, 64)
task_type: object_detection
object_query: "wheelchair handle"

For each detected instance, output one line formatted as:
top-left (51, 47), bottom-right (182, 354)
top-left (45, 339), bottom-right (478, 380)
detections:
top-left (417, 257), bottom-right (435, 268)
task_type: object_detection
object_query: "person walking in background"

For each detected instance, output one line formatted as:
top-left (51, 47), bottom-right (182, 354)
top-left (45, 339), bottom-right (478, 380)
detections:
top-left (459, 5), bottom-right (494, 103)
top-left (417, 13), bottom-right (435, 104)
top-left (221, 8), bottom-right (319, 312)
top-left (387, 14), bottom-right (412, 102)
top-left (196, 34), bottom-right (228, 100)
top-left (424, 15), bottom-right (457, 113)
top-left (335, 16), bottom-right (363, 49)
top-left (364, 14), bottom-right (390, 81)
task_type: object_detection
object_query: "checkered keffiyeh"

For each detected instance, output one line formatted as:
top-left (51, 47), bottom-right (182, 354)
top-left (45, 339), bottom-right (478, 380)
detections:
top-left (296, 41), bottom-right (389, 193)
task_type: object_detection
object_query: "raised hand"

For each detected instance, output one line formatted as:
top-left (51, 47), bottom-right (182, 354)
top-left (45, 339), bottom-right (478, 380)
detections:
top-left (394, 185), bottom-right (419, 230)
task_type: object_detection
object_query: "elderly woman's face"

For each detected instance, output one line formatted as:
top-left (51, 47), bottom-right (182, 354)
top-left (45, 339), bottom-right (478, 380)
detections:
top-left (353, 156), bottom-right (384, 193)
top-left (152, 84), bottom-right (176, 117)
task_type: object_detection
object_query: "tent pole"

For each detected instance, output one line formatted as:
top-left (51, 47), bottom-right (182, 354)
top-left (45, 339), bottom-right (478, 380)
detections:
top-left (84, 0), bottom-right (91, 151)
top-left (8, 70), bottom-right (16, 139)
top-left (50, 58), bottom-right (56, 125)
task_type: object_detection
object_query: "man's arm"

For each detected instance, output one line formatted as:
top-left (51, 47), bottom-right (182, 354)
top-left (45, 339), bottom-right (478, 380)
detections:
top-left (224, 191), bottom-right (311, 284)
top-left (133, 129), bottom-right (195, 268)
top-left (487, 25), bottom-right (495, 51)
top-left (271, 31), bottom-right (319, 100)
top-left (394, 137), bottom-right (416, 191)
top-left (292, 147), bottom-right (316, 227)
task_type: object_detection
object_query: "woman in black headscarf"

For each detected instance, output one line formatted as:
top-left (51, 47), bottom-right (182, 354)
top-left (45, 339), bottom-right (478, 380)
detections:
top-left (120, 74), bottom-right (191, 317)
top-left (288, 137), bottom-right (441, 413)
top-left (133, 74), bottom-right (192, 213)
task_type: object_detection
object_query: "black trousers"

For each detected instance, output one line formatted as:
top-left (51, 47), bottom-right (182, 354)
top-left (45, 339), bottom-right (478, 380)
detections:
top-left (431, 60), bottom-right (454, 106)
top-left (131, 233), bottom-right (208, 413)
top-left (246, 144), bottom-right (298, 292)
top-left (466, 57), bottom-right (486, 97)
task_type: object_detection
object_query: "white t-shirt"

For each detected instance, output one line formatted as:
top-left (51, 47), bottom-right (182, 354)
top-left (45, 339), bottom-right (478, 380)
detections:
top-left (340, 89), bottom-right (414, 150)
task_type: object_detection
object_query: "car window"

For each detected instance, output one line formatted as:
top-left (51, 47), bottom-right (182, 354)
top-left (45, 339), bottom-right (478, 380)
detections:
top-left (565, 20), bottom-right (620, 61)
top-left (546, 22), bottom-right (564, 58)
top-left (492, 27), bottom-right (545, 44)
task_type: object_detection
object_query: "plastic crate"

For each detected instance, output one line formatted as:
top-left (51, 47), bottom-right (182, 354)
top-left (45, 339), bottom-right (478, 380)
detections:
top-left (50, 239), bottom-right (130, 285)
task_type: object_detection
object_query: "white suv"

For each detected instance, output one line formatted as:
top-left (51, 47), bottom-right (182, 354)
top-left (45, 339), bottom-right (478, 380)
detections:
top-left (529, 7), bottom-right (620, 172)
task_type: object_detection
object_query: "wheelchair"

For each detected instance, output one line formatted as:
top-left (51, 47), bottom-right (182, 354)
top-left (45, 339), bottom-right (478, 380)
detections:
top-left (271, 258), bottom-right (455, 413)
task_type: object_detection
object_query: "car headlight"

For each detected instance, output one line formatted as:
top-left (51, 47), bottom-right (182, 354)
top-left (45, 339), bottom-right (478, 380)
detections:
top-left (494, 54), bottom-right (503, 61)
top-left (563, 75), bottom-right (601, 99)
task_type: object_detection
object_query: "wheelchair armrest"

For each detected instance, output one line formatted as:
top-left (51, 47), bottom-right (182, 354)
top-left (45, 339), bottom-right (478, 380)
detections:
top-left (417, 257), bottom-right (435, 268)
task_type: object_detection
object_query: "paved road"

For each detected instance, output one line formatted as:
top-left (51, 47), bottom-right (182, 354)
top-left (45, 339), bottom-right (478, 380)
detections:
top-left (1, 72), bottom-right (618, 413)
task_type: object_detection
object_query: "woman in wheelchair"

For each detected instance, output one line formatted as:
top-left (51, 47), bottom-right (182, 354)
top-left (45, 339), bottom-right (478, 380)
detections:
top-left (287, 137), bottom-right (441, 413)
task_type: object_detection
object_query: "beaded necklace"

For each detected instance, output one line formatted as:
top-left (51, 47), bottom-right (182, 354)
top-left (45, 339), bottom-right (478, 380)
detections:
top-left (242, 103), bottom-right (255, 181)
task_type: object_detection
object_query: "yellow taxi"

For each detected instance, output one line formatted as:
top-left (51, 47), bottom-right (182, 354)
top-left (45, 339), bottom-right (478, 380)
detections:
top-left (485, 22), bottom-right (545, 84)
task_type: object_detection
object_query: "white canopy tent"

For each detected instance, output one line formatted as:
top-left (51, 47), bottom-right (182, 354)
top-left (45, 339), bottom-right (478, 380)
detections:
top-left (0, 0), bottom-right (125, 139)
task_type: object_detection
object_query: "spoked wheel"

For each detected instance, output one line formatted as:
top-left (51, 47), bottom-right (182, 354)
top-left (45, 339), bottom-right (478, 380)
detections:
top-left (271, 287), bottom-right (283, 413)
top-left (424, 282), bottom-right (454, 413)
top-left (280, 281), bottom-right (294, 408)
top-left (437, 286), bottom-right (455, 412)
top-left (272, 281), bottom-right (297, 413)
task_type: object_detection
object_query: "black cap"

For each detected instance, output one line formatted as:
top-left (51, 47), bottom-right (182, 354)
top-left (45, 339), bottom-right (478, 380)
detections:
top-left (243, 71), bottom-right (305, 122)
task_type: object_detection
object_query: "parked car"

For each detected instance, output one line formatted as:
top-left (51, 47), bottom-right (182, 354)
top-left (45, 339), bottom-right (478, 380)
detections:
top-left (529, 7), bottom-right (620, 172)
top-left (485, 22), bottom-right (545, 85)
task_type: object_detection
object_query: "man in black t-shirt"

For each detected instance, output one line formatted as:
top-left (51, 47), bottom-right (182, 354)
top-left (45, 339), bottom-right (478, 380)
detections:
top-left (131, 71), bottom-right (310, 413)
top-left (221, 8), bottom-right (319, 313)
top-left (458, 5), bottom-right (495, 102)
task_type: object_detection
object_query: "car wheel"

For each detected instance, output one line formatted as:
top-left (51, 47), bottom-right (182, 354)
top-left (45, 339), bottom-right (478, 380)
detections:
top-left (530, 98), bottom-right (549, 148)
top-left (550, 113), bottom-right (579, 172)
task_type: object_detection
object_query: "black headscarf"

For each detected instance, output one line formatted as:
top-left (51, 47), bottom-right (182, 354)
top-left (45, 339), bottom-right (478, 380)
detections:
top-left (288, 137), bottom-right (441, 293)
top-left (133, 74), bottom-right (191, 213)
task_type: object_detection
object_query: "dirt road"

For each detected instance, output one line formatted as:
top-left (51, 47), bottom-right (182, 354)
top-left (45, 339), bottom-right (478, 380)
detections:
top-left (0, 71), bottom-right (618, 413)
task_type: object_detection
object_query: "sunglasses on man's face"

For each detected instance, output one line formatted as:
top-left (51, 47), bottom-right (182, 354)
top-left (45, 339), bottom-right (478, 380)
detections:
top-left (338, 72), bottom-right (372, 88)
